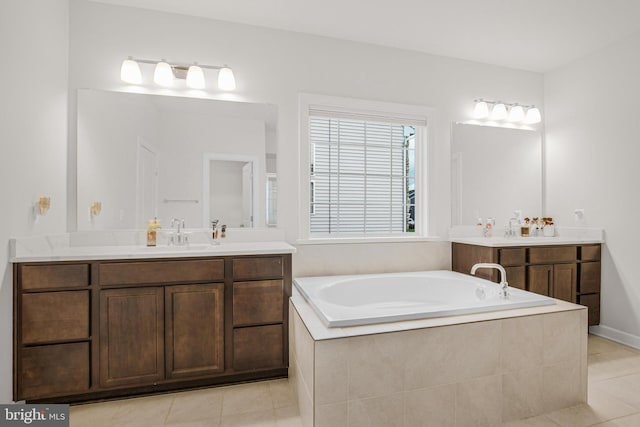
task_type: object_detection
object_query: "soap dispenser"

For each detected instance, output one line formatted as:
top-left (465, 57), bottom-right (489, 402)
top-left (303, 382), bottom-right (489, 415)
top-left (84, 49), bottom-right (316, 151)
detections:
top-left (147, 218), bottom-right (158, 247)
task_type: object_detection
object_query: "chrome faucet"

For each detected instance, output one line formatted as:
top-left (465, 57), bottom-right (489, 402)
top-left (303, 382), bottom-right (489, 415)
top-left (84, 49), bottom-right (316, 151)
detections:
top-left (470, 263), bottom-right (509, 298)
top-left (169, 218), bottom-right (188, 245)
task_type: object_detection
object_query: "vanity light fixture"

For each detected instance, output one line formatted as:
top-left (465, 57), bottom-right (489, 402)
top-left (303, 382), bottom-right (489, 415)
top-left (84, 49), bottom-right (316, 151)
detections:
top-left (153, 60), bottom-right (174, 87)
top-left (120, 57), bottom-right (142, 84)
top-left (186, 64), bottom-right (205, 89)
top-left (473, 99), bottom-right (542, 124)
top-left (508, 104), bottom-right (525, 122)
top-left (120, 57), bottom-right (236, 91)
top-left (490, 102), bottom-right (508, 121)
top-left (473, 100), bottom-right (490, 119)
top-left (524, 107), bottom-right (542, 124)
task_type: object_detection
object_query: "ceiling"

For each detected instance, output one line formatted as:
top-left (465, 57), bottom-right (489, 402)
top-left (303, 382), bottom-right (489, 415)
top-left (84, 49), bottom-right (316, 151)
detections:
top-left (91, 0), bottom-right (640, 72)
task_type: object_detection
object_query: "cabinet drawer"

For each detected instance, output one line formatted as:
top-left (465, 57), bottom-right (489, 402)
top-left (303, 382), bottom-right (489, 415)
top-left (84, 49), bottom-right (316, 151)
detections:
top-left (22, 291), bottom-right (90, 344)
top-left (20, 342), bottom-right (90, 400)
top-left (581, 245), bottom-right (601, 261)
top-left (233, 280), bottom-right (283, 326)
top-left (529, 246), bottom-right (577, 264)
top-left (100, 259), bottom-right (224, 285)
top-left (499, 248), bottom-right (526, 266)
top-left (233, 257), bottom-right (283, 280)
top-left (233, 325), bottom-right (284, 371)
top-left (21, 264), bottom-right (89, 290)
top-left (579, 294), bottom-right (600, 326)
top-left (580, 262), bottom-right (601, 294)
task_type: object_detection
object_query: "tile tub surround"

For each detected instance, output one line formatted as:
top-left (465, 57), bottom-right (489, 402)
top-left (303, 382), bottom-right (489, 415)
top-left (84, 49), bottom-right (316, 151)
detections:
top-left (290, 299), bottom-right (588, 427)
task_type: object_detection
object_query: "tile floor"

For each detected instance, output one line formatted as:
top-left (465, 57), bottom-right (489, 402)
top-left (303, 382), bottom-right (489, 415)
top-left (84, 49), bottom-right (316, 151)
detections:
top-left (70, 335), bottom-right (640, 427)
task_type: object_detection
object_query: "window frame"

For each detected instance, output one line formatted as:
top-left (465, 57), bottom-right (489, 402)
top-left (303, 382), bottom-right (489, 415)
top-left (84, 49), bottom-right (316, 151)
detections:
top-left (298, 93), bottom-right (436, 243)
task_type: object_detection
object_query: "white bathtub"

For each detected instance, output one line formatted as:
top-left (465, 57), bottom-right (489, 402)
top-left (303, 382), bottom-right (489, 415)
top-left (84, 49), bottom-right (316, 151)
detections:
top-left (293, 270), bottom-right (555, 327)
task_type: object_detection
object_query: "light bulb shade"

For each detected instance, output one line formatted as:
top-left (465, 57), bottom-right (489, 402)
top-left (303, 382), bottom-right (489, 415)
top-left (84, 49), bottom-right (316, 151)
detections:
top-left (120, 58), bottom-right (142, 84)
top-left (473, 101), bottom-right (489, 119)
top-left (491, 103), bottom-right (508, 120)
top-left (154, 61), bottom-right (174, 87)
top-left (525, 107), bottom-right (542, 124)
top-left (508, 105), bottom-right (525, 122)
top-left (186, 65), bottom-right (205, 89)
top-left (217, 67), bottom-right (236, 91)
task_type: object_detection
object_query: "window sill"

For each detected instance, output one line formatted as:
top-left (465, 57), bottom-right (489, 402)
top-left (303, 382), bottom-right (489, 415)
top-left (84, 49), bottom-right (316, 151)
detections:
top-left (295, 236), bottom-right (444, 246)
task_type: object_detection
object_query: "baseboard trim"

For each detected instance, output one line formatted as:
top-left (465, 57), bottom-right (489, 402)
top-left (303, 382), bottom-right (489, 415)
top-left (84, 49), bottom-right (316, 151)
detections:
top-left (589, 324), bottom-right (640, 350)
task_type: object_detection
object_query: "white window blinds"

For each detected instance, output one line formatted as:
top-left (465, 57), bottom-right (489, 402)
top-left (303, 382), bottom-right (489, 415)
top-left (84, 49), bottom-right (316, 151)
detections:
top-left (309, 115), bottom-right (416, 236)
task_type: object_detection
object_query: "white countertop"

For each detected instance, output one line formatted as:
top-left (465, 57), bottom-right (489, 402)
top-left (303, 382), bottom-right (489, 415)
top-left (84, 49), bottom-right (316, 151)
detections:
top-left (10, 232), bottom-right (295, 263)
top-left (449, 226), bottom-right (604, 247)
top-left (450, 236), bottom-right (603, 247)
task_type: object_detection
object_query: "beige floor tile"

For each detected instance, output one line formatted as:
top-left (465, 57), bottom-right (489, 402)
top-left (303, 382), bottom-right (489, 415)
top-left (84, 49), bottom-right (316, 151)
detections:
top-left (544, 381), bottom-right (639, 427)
top-left (590, 412), bottom-right (640, 426)
top-left (595, 373), bottom-right (640, 410)
top-left (110, 394), bottom-right (174, 427)
top-left (589, 349), bottom-right (640, 382)
top-left (275, 406), bottom-right (303, 427)
top-left (70, 400), bottom-right (121, 427)
top-left (269, 379), bottom-right (297, 409)
top-left (501, 414), bottom-right (561, 426)
top-left (165, 387), bottom-right (223, 425)
top-left (588, 336), bottom-right (635, 356)
top-left (220, 408), bottom-right (277, 427)
top-left (222, 383), bottom-right (273, 417)
top-left (164, 421), bottom-right (220, 427)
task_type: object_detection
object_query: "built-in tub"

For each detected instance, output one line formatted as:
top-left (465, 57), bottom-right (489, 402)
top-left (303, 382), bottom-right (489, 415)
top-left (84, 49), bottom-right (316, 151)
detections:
top-left (294, 270), bottom-right (555, 327)
top-left (290, 270), bottom-right (587, 426)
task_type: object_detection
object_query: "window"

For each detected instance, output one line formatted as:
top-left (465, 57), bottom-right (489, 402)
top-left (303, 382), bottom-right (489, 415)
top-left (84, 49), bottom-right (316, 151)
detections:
top-left (300, 95), bottom-right (429, 240)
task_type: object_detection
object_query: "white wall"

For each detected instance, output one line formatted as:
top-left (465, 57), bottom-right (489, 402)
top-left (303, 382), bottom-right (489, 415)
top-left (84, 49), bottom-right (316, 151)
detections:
top-left (545, 31), bottom-right (640, 346)
top-left (67, 0), bottom-right (543, 277)
top-left (0, 0), bottom-right (69, 403)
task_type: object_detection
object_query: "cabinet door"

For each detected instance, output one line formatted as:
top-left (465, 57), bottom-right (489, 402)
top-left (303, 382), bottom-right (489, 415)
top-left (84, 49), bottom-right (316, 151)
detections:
top-left (19, 342), bottom-right (90, 400)
top-left (233, 325), bottom-right (284, 371)
top-left (553, 263), bottom-right (577, 303)
top-left (505, 266), bottom-right (526, 290)
top-left (165, 283), bottom-right (224, 379)
top-left (528, 265), bottom-right (553, 296)
top-left (100, 287), bottom-right (164, 387)
top-left (578, 294), bottom-right (600, 325)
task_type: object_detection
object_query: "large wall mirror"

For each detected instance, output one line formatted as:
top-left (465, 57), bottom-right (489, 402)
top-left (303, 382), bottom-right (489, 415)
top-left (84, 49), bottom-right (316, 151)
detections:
top-left (77, 89), bottom-right (277, 230)
top-left (451, 123), bottom-right (542, 227)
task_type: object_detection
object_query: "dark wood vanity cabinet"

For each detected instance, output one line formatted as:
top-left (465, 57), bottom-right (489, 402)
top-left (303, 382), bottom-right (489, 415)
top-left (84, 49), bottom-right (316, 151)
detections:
top-left (14, 253), bottom-right (292, 403)
top-left (452, 243), bottom-right (601, 325)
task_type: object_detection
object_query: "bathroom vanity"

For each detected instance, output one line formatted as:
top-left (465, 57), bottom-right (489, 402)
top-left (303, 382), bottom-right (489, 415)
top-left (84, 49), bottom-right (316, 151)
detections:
top-left (11, 240), bottom-right (294, 403)
top-left (451, 238), bottom-right (602, 325)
